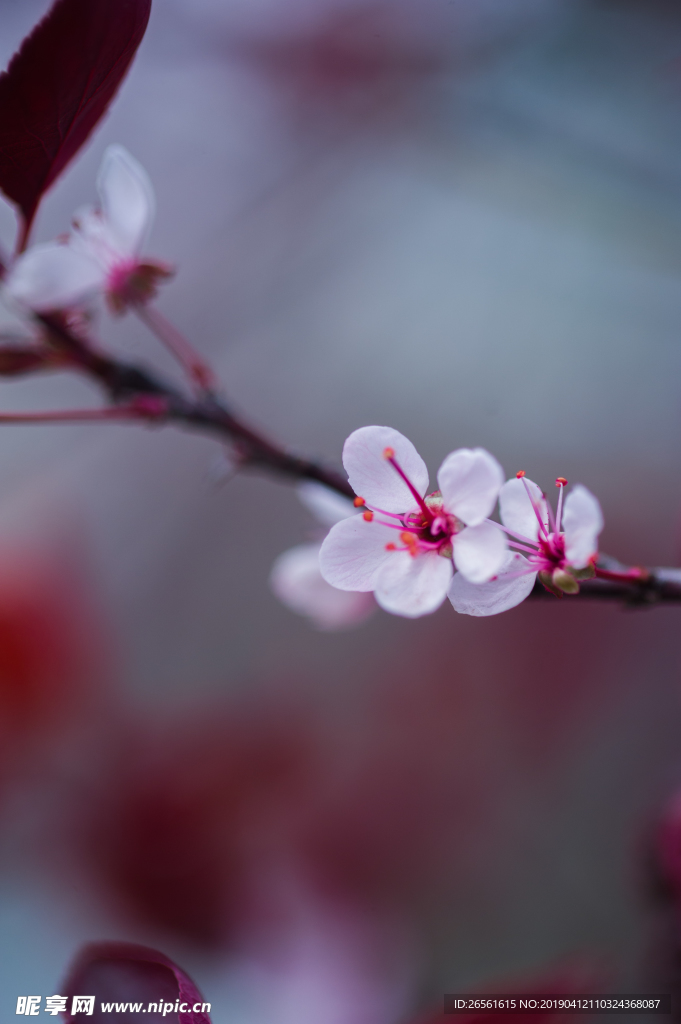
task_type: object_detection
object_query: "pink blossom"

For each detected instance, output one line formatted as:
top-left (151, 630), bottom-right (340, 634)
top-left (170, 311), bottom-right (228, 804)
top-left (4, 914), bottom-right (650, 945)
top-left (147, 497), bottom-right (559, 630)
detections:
top-left (5, 146), bottom-right (171, 314)
top-left (449, 473), bottom-right (604, 616)
top-left (270, 483), bottom-right (376, 630)
top-left (319, 426), bottom-right (507, 618)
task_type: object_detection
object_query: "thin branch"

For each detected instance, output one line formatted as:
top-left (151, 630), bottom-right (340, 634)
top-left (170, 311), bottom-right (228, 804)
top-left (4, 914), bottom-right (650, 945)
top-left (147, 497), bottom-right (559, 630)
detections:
top-left (133, 303), bottom-right (217, 394)
top-left (24, 313), bottom-right (681, 607)
top-left (37, 312), bottom-right (354, 497)
top-left (529, 557), bottom-right (681, 605)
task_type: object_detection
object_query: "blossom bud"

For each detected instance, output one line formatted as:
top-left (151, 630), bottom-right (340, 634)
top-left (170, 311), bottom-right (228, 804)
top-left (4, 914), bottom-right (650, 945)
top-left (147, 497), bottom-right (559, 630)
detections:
top-left (551, 568), bottom-right (579, 594)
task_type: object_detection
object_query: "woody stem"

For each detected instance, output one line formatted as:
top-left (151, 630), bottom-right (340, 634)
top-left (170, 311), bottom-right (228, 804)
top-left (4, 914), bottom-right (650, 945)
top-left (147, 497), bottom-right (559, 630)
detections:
top-left (10, 312), bottom-right (681, 608)
top-left (134, 303), bottom-right (217, 394)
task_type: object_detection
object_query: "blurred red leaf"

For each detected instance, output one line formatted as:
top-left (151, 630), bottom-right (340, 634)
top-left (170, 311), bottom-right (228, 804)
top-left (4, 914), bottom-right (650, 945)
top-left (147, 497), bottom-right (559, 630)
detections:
top-left (80, 702), bottom-right (318, 948)
top-left (62, 942), bottom-right (211, 1022)
top-left (0, 0), bottom-right (152, 246)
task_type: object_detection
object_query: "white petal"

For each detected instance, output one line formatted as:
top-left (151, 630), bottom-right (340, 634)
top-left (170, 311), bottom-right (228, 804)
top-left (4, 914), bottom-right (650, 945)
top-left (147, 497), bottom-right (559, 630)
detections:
top-left (297, 482), bottom-right (356, 526)
top-left (71, 205), bottom-right (121, 271)
top-left (374, 550), bottom-right (452, 618)
top-left (562, 485), bottom-right (604, 569)
top-left (319, 515), bottom-right (395, 591)
top-left (5, 243), bottom-right (105, 311)
top-left (499, 476), bottom-right (548, 542)
top-left (98, 145), bottom-right (155, 257)
top-left (342, 426), bottom-right (429, 514)
top-left (270, 543), bottom-right (375, 630)
top-left (452, 520), bottom-right (507, 583)
top-left (437, 448), bottom-right (504, 526)
top-left (449, 552), bottom-right (537, 616)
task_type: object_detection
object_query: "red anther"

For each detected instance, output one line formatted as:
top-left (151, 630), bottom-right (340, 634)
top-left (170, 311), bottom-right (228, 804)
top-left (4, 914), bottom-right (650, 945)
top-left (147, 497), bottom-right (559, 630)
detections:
top-left (363, 510), bottom-right (374, 521)
top-left (516, 470), bottom-right (526, 479)
top-left (383, 446), bottom-right (395, 459)
top-left (385, 543), bottom-right (397, 551)
top-left (555, 477), bottom-right (568, 487)
top-left (353, 496), bottom-right (365, 507)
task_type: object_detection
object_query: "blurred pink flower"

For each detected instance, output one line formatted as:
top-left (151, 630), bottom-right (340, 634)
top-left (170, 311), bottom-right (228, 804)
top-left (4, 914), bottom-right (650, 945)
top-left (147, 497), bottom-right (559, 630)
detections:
top-left (319, 425), bottom-right (506, 618)
top-left (449, 475), bottom-right (603, 617)
top-left (6, 146), bottom-right (171, 314)
top-left (237, 1), bottom-right (448, 109)
top-left (238, 871), bottom-right (413, 1024)
top-left (270, 482), bottom-right (375, 630)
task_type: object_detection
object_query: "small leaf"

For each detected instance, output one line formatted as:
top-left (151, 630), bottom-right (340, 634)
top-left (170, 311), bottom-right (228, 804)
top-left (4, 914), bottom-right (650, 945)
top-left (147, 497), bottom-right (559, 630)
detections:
top-left (0, 0), bottom-right (152, 248)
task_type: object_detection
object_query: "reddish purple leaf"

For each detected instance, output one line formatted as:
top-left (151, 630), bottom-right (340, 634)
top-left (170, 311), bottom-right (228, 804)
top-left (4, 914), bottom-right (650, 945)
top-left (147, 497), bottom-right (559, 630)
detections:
top-left (62, 942), bottom-right (212, 1022)
top-left (0, 0), bottom-right (152, 248)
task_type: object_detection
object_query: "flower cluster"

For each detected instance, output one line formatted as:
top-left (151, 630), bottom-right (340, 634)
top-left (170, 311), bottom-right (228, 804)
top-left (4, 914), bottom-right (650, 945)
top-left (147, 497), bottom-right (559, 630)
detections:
top-left (272, 426), bottom-right (604, 622)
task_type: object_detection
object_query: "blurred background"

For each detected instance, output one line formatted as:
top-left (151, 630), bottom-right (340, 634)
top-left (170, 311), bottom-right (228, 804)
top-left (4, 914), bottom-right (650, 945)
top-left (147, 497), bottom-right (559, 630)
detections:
top-left (1, 0), bottom-right (681, 1019)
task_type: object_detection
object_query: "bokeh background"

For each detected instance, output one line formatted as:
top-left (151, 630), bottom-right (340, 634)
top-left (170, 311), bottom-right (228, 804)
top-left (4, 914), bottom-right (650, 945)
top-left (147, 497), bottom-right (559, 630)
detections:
top-left (1, 0), bottom-right (681, 1019)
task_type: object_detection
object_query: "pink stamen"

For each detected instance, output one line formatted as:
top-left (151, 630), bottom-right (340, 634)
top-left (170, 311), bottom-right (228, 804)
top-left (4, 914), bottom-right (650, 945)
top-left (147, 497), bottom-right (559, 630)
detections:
top-left (508, 540), bottom-right (542, 556)
top-left (367, 506), bottom-right (405, 519)
top-left (383, 449), bottom-right (431, 519)
top-left (486, 518), bottom-right (537, 547)
top-left (555, 479), bottom-right (565, 533)
top-left (373, 519), bottom-right (421, 533)
top-left (521, 476), bottom-right (549, 540)
top-left (546, 498), bottom-right (556, 533)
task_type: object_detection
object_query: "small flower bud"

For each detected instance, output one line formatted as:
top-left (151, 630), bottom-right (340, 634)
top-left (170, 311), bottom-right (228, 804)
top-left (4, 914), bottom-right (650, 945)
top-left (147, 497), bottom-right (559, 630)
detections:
top-left (551, 568), bottom-right (579, 594)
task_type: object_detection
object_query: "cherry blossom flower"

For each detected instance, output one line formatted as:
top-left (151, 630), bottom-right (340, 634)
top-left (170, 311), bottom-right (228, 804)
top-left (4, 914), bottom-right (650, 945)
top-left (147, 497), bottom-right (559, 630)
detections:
top-left (318, 426), bottom-right (507, 618)
top-left (449, 473), bottom-right (604, 617)
top-left (5, 145), bottom-right (171, 314)
top-left (270, 482), bottom-right (376, 630)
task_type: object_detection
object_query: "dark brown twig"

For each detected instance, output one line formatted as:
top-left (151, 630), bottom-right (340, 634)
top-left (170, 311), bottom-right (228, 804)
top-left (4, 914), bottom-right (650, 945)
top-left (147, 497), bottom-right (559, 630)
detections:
top-left (37, 312), bottom-right (354, 497)
top-left (20, 314), bottom-right (681, 607)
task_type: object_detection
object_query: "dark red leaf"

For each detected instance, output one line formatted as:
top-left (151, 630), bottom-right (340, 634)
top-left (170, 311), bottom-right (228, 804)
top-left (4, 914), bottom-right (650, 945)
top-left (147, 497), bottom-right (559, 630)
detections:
top-left (62, 942), bottom-right (211, 1022)
top-left (0, 0), bottom-right (152, 247)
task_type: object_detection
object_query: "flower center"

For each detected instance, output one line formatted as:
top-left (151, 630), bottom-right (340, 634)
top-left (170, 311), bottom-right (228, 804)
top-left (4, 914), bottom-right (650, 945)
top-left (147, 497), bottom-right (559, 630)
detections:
top-left (536, 532), bottom-right (566, 571)
top-left (105, 259), bottom-right (174, 315)
top-left (106, 259), bottom-right (138, 298)
top-left (371, 449), bottom-right (456, 558)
